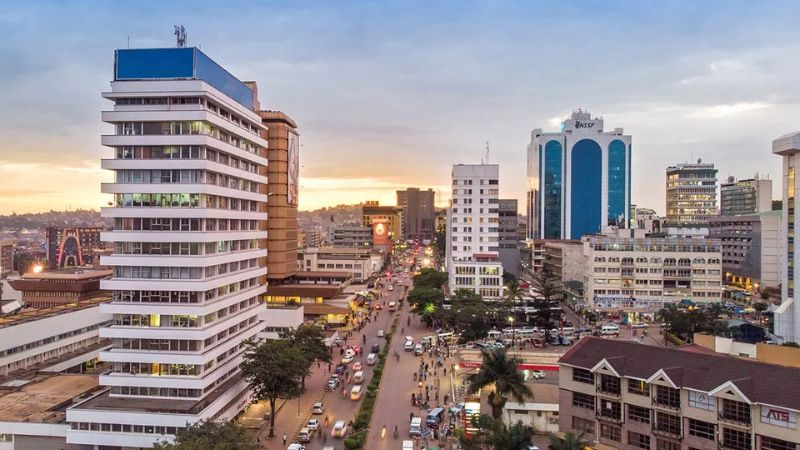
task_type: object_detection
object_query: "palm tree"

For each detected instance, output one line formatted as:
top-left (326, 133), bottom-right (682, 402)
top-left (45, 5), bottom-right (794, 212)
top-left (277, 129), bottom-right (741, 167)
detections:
top-left (466, 348), bottom-right (533, 419)
top-left (504, 278), bottom-right (526, 335)
top-left (549, 431), bottom-right (590, 450)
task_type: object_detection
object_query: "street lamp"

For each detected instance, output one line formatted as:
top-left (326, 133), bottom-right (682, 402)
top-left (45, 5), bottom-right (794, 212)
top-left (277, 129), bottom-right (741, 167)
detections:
top-left (508, 316), bottom-right (515, 348)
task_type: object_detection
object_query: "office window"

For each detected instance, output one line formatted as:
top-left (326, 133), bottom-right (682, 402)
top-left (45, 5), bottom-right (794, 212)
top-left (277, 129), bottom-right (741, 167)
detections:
top-left (600, 423), bottom-right (621, 442)
top-left (599, 374), bottom-right (621, 395)
top-left (722, 428), bottom-right (751, 450)
top-left (628, 431), bottom-right (651, 450)
top-left (721, 399), bottom-right (751, 424)
top-left (599, 399), bottom-right (622, 421)
top-left (572, 368), bottom-right (594, 384)
top-left (688, 418), bottom-right (715, 440)
top-left (628, 379), bottom-right (649, 396)
top-left (627, 404), bottom-right (651, 424)
top-left (654, 411), bottom-right (682, 437)
top-left (656, 439), bottom-right (680, 450)
top-left (571, 417), bottom-right (594, 435)
top-left (761, 437), bottom-right (795, 450)
top-left (688, 391), bottom-right (715, 411)
top-left (572, 392), bottom-right (595, 410)
top-left (654, 385), bottom-right (681, 408)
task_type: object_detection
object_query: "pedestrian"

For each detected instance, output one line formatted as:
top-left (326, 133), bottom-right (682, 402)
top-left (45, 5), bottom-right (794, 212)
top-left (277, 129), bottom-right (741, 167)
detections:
top-left (317, 361), bottom-right (321, 368)
top-left (328, 363), bottom-right (332, 373)
top-left (410, 412), bottom-right (414, 421)
top-left (283, 433), bottom-right (287, 446)
top-left (443, 367), bottom-right (447, 376)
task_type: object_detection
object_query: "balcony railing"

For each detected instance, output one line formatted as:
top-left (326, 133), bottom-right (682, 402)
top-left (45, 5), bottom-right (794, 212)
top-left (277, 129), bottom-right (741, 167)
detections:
top-left (652, 398), bottom-right (681, 411)
top-left (652, 426), bottom-right (683, 439)
top-left (596, 412), bottom-right (624, 424)
top-left (718, 413), bottom-right (752, 428)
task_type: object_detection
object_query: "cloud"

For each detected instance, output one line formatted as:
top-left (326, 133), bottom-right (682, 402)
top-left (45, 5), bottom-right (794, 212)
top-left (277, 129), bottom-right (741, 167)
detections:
top-left (686, 102), bottom-right (773, 118)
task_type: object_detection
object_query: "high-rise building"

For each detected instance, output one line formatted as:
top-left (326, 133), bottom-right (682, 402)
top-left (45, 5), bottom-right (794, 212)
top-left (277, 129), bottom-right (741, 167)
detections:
top-left (66, 47), bottom-right (269, 448)
top-left (527, 109), bottom-right (632, 240)
top-left (0, 241), bottom-right (13, 278)
top-left (773, 131), bottom-right (800, 342)
top-left (46, 226), bottom-right (103, 269)
top-left (361, 201), bottom-right (403, 242)
top-left (720, 176), bottom-right (773, 216)
top-left (498, 199), bottom-right (520, 276)
top-left (665, 160), bottom-right (718, 229)
top-left (396, 188), bottom-right (436, 242)
top-left (446, 164), bottom-right (503, 299)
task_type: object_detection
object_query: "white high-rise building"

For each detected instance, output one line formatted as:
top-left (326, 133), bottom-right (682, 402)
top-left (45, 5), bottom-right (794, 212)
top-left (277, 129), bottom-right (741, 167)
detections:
top-left (446, 164), bottom-right (503, 299)
top-left (66, 47), bottom-right (270, 448)
top-left (773, 131), bottom-right (800, 343)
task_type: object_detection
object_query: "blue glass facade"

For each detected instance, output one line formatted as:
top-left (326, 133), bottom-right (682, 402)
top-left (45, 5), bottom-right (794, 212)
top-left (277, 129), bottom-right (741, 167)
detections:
top-left (543, 140), bottom-right (563, 239)
top-left (115, 48), bottom-right (254, 109)
top-left (570, 139), bottom-right (602, 238)
top-left (607, 139), bottom-right (627, 225)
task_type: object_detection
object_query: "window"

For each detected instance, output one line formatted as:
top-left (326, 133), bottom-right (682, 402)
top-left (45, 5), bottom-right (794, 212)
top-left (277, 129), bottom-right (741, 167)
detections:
top-left (656, 439), bottom-right (680, 450)
top-left (688, 418), bottom-right (715, 440)
top-left (761, 437), bottom-right (795, 450)
top-left (654, 412), bottom-right (682, 437)
top-left (688, 391), bottom-right (715, 411)
top-left (760, 407), bottom-right (797, 429)
top-left (721, 399), bottom-right (751, 425)
top-left (628, 379), bottom-right (649, 396)
top-left (572, 392), bottom-right (595, 410)
top-left (571, 417), bottom-right (594, 435)
top-left (653, 385), bottom-right (681, 409)
top-left (627, 405), bottom-right (651, 424)
top-left (599, 374), bottom-right (621, 395)
top-left (599, 399), bottom-right (622, 421)
top-left (573, 368), bottom-right (594, 384)
top-left (628, 431), bottom-right (651, 450)
top-left (600, 423), bottom-right (621, 442)
top-left (722, 428), bottom-right (751, 450)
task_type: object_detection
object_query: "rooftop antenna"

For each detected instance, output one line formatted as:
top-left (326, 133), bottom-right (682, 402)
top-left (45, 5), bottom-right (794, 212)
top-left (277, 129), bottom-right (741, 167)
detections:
top-left (484, 141), bottom-right (490, 164)
top-left (174, 25), bottom-right (187, 48)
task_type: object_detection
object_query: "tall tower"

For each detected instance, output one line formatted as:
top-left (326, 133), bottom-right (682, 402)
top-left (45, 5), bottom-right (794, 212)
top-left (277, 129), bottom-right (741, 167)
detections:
top-left (67, 47), bottom-right (269, 448)
top-left (526, 109), bottom-right (632, 239)
top-left (773, 131), bottom-right (800, 342)
top-left (665, 160), bottom-right (718, 229)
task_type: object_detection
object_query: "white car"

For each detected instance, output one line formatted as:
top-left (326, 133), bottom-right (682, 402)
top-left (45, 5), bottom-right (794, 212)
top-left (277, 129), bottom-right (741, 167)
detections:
top-left (312, 402), bottom-right (325, 414)
top-left (632, 323), bottom-right (648, 329)
top-left (531, 370), bottom-right (545, 379)
top-left (287, 445), bottom-right (305, 450)
top-left (306, 419), bottom-right (320, 431)
top-left (332, 420), bottom-right (348, 438)
top-left (341, 355), bottom-right (354, 364)
top-left (404, 340), bottom-right (415, 351)
top-left (377, 329), bottom-right (385, 337)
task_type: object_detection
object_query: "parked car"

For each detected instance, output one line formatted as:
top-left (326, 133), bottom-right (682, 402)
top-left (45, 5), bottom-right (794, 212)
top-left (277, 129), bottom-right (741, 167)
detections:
top-left (414, 343), bottom-right (424, 355)
top-left (601, 324), bottom-right (620, 335)
top-left (306, 419), bottom-right (320, 431)
top-left (287, 444), bottom-right (305, 450)
top-left (312, 402), bottom-right (325, 414)
top-left (298, 427), bottom-right (312, 443)
top-left (531, 370), bottom-right (545, 379)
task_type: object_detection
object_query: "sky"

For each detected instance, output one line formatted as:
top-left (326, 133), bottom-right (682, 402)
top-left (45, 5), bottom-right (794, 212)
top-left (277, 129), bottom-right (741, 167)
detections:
top-left (0, 0), bottom-right (798, 215)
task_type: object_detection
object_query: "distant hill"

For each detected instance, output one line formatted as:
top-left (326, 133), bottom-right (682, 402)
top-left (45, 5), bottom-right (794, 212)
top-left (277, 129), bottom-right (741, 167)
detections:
top-left (298, 204), bottom-right (362, 229)
top-left (0, 209), bottom-right (110, 230)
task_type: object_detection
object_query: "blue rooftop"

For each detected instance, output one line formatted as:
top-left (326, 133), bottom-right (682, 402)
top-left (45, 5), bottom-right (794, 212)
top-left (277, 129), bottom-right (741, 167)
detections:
top-left (114, 47), bottom-right (254, 110)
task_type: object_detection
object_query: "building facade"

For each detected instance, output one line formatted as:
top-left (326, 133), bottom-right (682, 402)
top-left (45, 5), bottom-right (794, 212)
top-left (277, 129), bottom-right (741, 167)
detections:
top-left (583, 229), bottom-right (722, 319)
top-left (66, 47), bottom-right (270, 448)
top-left (361, 201), bottom-right (403, 242)
top-left (634, 207), bottom-right (663, 234)
top-left (8, 268), bottom-right (112, 308)
top-left (543, 241), bottom-right (584, 286)
top-left (446, 164), bottom-right (503, 299)
top-left (720, 176), bottom-right (773, 217)
top-left (397, 188), bottom-right (436, 242)
top-left (0, 242), bottom-right (13, 279)
top-left (331, 226), bottom-right (374, 247)
top-left (46, 227), bottom-right (104, 270)
top-left (773, 131), bottom-right (800, 343)
top-left (527, 109), bottom-right (632, 240)
top-left (559, 337), bottom-right (800, 450)
top-left (708, 211), bottom-right (781, 291)
top-left (498, 198), bottom-right (521, 276)
top-left (299, 247), bottom-right (385, 283)
top-left (666, 161), bottom-right (718, 229)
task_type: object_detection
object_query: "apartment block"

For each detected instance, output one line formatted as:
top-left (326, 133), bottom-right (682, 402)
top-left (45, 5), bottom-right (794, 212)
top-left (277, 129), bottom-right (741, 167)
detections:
top-left (559, 338), bottom-right (800, 450)
top-left (708, 211), bottom-right (781, 291)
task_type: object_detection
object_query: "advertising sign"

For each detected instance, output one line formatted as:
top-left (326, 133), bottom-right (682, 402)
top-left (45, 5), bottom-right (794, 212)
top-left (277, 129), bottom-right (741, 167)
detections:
top-left (287, 132), bottom-right (300, 206)
top-left (372, 218), bottom-right (389, 246)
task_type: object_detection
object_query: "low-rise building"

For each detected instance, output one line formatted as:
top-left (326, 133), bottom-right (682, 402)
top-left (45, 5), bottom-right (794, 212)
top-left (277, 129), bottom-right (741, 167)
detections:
top-left (558, 337), bottom-right (800, 450)
top-left (583, 229), bottom-right (722, 320)
top-left (503, 383), bottom-right (560, 434)
top-left (299, 247), bottom-right (385, 282)
top-left (543, 240), bottom-right (584, 286)
top-left (331, 226), bottom-right (373, 247)
top-left (708, 211), bottom-right (781, 291)
top-left (8, 268), bottom-right (112, 308)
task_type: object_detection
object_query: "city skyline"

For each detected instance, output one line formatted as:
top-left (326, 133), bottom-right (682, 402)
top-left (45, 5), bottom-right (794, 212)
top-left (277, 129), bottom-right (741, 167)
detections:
top-left (2, 1), bottom-right (800, 215)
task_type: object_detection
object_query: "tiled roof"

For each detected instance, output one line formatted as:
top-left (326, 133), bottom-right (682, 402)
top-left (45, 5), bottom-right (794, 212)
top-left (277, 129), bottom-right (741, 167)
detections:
top-left (560, 337), bottom-right (800, 410)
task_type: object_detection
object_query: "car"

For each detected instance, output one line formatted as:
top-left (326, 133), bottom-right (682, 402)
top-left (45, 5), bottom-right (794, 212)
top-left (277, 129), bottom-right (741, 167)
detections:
top-left (414, 343), bottom-right (424, 355)
top-left (402, 440), bottom-right (415, 450)
top-left (409, 417), bottom-right (422, 436)
top-left (341, 355), bottom-right (354, 364)
top-left (377, 329), bottom-right (385, 338)
top-left (345, 348), bottom-right (356, 358)
top-left (331, 420), bottom-right (348, 438)
top-left (388, 285), bottom-right (394, 291)
top-left (352, 361), bottom-right (363, 371)
top-left (312, 402), bottom-right (325, 414)
top-left (601, 324), bottom-right (620, 335)
top-left (366, 353), bottom-right (378, 365)
top-left (404, 340), bottom-right (415, 351)
top-left (449, 402), bottom-right (465, 416)
top-left (306, 419), bottom-right (320, 431)
top-left (371, 343), bottom-right (381, 353)
top-left (405, 335), bottom-right (414, 343)
top-left (353, 370), bottom-right (365, 383)
top-left (350, 385), bottom-right (363, 400)
top-left (531, 370), bottom-right (545, 379)
top-left (287, 444), bottom-right (305, 450)
top-left (298, 427), bottom-right (312, 443)
top-left (632, 323), bottom-right (648, 329)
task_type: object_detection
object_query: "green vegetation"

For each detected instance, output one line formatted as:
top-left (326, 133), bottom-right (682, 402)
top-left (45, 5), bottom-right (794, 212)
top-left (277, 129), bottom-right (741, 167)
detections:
top-left (530, 267), bottom-right (560, 337)
top-left (413, 268), bottom-right (447, 289)
top-left (465, 348), bottom-right (532, 419)
top-left (549, 431), bottom-right (591, 450)
top-left (280, 323), bottom-right (332, 389)
top-left (152, 420), bottom-right (255, 450)
top-left (454, 414), bottom-right (534, 450)
top-left (656, 303), bottom-right (728, 341)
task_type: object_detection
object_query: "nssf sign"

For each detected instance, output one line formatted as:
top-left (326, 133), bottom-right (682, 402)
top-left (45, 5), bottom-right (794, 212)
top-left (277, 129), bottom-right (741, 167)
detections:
top-left (574, 120), bottom-right (596, 129)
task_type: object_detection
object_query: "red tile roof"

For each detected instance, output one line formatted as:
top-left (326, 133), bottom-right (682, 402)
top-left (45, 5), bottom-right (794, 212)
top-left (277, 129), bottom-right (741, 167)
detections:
top-left (559, 337), bottom-right (800, 410)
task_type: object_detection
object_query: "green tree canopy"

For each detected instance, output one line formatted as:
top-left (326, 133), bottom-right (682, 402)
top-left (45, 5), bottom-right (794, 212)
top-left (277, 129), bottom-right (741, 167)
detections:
top-left (280, 323), bottom-right (332, 388)
top-left (549, 431), bottom-right (590, 450)
top-left (466, 348), bottom-right (532, 419)
top-left (456, 415), bottom-right (534, 450)
top-left (241, 339), bottom-right (307, 437)
top-left (413, 268), bottom-right (447, 289)
top-left (153, 420), bottom-right (256, 450)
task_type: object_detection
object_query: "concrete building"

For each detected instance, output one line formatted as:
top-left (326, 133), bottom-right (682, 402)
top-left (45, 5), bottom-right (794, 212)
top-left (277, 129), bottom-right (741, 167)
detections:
top-left (361, 201), bottom-right (403, 242)
top-left (633, 207), bottom-right (663, 234)
top-left (397, 188), bottom-right (436, 242)
top-left (666, 160), bottom-right (718, 229)
top-left (8, 268), bottom-right (112, 308)
top-left (0, 297), bottom-right (111, 378)
top-left (543, 241), bottom-right (584, 287)
top-left (68, 47), bottom-right (271, 448)
top-left (708, 211), bottom-right (781, 291)
top-left (503, 383), bottom-right (560, 434)
top-left (773, 131), bottom-right (800, 343)
top-left (498, 198), bottom-right (521, 276)
top-left (446, 164), bottom-right (503, 299)
top-left (46, 227), bottom-right (104, 270)
top-left (299, 247), bottom-right (385, 283)
top-left (583, 228), bottom-right (722, 320)
top-left (720, 176), bottom-right (773, 217)
top-left (527, 109), bottom-right (632, 239)
top-left (559, 337), bottom-right (800, 450)
top-left (331, 226), bottom-right (373, 247)
top-left (0, 242), bottom-right (13, 279)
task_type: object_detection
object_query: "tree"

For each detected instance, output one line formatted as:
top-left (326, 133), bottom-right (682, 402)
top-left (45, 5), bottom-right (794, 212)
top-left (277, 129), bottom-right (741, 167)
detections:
top-left (152, 420), bottom-right (256, 450)
top-left (465, 348), bottom-right (532, 419)
top-left (280, 323), bottom-right (332, 389)
top-left (241, 340), bottom-right (307, 437)
top-left (455, 415), bottom-right (534, 450)
top-left (413, 268), bottom-right (447, 289)
top-left (549, 431), bottom-right (590, 450)
top-left (504, 278), bottom-right (525, 323)
top-left (449, 289), bottom-right (491, 342)
top-left (530, 267), bottom-right (560, 339)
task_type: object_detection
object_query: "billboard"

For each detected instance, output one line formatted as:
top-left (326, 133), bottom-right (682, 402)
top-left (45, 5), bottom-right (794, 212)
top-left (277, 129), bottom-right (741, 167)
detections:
top-left (287, 132), bottom-right (300, 206)
top-left (372, 218), bottom-right (390, 246)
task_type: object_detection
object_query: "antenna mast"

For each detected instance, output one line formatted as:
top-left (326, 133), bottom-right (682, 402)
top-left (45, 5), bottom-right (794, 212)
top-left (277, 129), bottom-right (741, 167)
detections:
top-left (485, 141), bottom-right (490, 164)
top-left (174, 25), bottom-right (187, 48)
